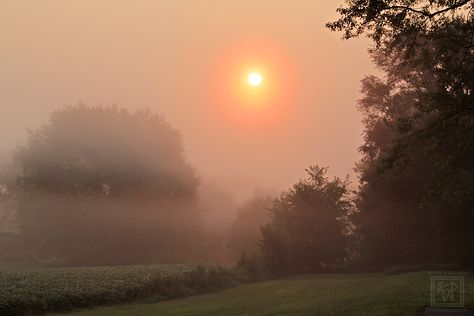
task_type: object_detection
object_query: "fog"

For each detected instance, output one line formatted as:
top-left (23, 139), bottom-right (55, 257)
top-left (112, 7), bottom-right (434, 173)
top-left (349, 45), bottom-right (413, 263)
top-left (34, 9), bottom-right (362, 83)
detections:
top-left (1, 1), bottom-right (472, 314)
top-left (0, 1), bottom-right (376, 266)
top-left (0, 0), bottom-right (373, 199)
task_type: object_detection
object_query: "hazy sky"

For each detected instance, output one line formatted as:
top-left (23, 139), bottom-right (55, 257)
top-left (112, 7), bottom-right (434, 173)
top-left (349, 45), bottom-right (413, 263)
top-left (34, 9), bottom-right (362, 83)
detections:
top-left (0, 1), bottom-right (374, 199)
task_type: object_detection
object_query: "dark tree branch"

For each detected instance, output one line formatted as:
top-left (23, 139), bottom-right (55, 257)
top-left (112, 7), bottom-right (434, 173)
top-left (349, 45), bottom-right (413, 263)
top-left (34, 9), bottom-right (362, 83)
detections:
top-left (405, 106), bottom-right (474, 139)
top-left (387, 0), bottom-right (472, 19)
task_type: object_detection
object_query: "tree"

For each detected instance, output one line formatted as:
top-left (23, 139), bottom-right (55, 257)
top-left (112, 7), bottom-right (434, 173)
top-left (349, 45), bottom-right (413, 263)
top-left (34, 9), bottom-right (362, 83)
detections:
top-left (260, 166), bottom-right (352, 274)
top-left (0, 154), bottom-right (19, 235)
top-left (227, 195), bottom-right (272, 259)
top-left (14, 105), bottom-right (203, 265)
top-left (354, 43), bottom-right (474, 265)
top-left (329, 0), bottom-right (474, 267)
top-left (327, 0), bottom-right (473, 45)
top-left (17, 105), bottom-right (199, 199)
top-left (354, 71), bottom-right (439, 266)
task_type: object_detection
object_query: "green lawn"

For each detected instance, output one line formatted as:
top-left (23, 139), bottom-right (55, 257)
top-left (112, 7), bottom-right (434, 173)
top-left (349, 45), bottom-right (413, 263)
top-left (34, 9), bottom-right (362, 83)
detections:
top-left (56, 272), bottom-right (474, 316)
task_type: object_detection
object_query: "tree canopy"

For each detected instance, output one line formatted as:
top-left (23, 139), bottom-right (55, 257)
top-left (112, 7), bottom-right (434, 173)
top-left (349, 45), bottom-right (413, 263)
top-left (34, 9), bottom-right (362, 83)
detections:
top-left (11, 105), bottom-right (203, 265)
top-left (17, 105), bottom-right (199, 200)
top-left (260, 166), bottom-right (352, 274)
top-left (327, 0), bottom-right (473, 45)
top-left (227, 195), bottom-right (272, 258)
top-left (329, 0), bottom-right (474, 266)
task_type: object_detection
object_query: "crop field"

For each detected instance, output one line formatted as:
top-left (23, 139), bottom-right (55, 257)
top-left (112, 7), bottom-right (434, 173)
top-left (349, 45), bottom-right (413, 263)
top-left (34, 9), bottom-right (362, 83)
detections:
top-left (0, 264), bottom-right (237, 316)
top-left (57, 271), bottom-right (474, 316)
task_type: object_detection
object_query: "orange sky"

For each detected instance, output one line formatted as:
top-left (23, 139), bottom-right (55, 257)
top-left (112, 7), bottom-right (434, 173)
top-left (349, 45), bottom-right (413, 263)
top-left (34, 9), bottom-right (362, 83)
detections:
top-left (0, 1), bottom-right (374, 200)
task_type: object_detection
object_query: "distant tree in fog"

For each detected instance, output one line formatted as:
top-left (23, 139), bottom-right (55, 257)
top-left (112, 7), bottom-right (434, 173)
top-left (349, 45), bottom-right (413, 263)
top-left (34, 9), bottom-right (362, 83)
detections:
top-left (227, 195), bottom-right (272, 258)
top-left (0, 154), bottom-right (19, 234)
top-left (199, 181), bottom-right (237, 233)
top-left (13, 105), bottom-right (203, 265)
top-left (17, 105), bottom-right (199, 199)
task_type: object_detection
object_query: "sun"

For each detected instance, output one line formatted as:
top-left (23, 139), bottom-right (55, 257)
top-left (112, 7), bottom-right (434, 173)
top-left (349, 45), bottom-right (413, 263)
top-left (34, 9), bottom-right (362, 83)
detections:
top-left (247, 72), bottom-right (262, 86)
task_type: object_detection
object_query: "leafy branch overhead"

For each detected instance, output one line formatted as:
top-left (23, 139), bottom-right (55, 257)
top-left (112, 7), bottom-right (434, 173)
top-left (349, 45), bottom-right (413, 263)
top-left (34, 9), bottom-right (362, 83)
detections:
top-left (327, 0), bottom-right (474, 44)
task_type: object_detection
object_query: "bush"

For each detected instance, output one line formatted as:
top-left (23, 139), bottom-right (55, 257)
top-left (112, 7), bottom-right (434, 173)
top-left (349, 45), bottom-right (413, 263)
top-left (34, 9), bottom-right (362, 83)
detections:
top-left (236, 251), bottom-right (266, 281)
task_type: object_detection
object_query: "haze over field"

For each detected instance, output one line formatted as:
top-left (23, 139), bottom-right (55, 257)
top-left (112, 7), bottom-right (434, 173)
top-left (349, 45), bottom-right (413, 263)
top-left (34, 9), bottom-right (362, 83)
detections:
top-left (0, 0), bottom-right (373, 198)
top-left (1, 1), bottom-right (473, 315)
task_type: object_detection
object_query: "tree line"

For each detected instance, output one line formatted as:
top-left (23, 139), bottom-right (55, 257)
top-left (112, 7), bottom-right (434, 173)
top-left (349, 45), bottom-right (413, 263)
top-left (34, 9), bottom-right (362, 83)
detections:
top-left (244, 0), bottom-right (474, 274)
top-left (0, 0), bottom-right (472, 271)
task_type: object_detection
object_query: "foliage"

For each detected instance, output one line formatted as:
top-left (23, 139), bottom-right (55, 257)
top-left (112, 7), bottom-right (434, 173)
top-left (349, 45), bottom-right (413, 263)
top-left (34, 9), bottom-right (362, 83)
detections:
top-left (0, 264), bottom-right (238, 316)
top-left (16, 104), bottom-right (199, 199)
top-left (329, 0), bottom-right (474, 267)
top-left (260, 166), bottom-right (353, 275)
top-left (353, 18), bottom-right (474, 266)
top-left (327, 0), bottom-right (473, 45)
top-left (227, 195), bottom-right (272, 258)
top-left (236, 250), bottom-right (266, 281)
top-left (8, 105), bottom-right (204, 265)
top-left (0, 155), bottom-right (19, 234)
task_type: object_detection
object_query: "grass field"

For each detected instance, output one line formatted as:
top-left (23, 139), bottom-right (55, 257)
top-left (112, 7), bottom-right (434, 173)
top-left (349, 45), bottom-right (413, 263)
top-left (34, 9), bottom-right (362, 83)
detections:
top-left (0, 264), bottom-right (237, 316)
top-left (55, 272), bottom-right (474, 316)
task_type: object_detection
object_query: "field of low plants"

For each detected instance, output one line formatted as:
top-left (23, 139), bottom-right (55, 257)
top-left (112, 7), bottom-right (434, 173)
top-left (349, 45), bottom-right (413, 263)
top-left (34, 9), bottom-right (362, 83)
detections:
top-left (0, 264), bottom-right (238, 316)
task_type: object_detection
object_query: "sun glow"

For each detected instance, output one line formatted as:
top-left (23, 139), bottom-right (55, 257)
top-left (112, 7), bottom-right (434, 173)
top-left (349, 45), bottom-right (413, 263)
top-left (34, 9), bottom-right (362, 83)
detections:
top-left (247, 72), bottom-right (262, 86)
top-left (211, 41), bottom-right (297, 126)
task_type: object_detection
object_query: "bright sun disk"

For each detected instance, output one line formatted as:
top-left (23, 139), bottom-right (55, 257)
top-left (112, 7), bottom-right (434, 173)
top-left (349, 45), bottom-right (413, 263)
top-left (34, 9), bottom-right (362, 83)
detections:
top-left (247, 72), bottom-right (262, 86)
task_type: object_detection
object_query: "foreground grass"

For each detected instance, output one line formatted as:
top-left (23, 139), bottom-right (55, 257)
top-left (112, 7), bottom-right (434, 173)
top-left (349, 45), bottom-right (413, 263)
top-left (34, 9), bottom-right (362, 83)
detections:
top-left (58, 272), bottom-right (474, 316)
top-left (0, 264), bottom-right (237, 315)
